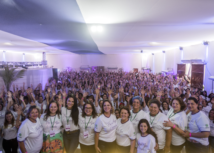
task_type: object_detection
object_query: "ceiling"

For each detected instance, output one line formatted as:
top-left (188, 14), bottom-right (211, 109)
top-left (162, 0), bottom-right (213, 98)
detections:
top-left (0, 0), bottom-right (101, 54)
top-left (0, 0), bottom-right (214, 54)
top-left (77, 0), bottom-right (214, 54)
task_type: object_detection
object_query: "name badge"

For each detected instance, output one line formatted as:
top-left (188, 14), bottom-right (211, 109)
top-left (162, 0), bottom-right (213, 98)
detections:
top-left (65, 125), bottom-right (71, 131)
top-left (84, 131), bottom-right (89, 139)
top-left (50, 130), bottom-right (55, 137)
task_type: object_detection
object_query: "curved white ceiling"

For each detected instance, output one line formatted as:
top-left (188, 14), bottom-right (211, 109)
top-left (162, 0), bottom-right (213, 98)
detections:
top-left (77, 0), bottom-right (214, 54)
top-left (0, 0), bottom-right (102, 54)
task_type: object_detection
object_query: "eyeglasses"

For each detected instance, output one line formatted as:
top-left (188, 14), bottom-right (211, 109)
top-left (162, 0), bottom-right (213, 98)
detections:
top-left (85, 107), bottom-right (92, 110)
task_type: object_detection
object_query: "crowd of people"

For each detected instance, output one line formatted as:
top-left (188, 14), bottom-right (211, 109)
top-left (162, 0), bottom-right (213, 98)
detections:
top-left (0, 70), bottom-right (213, 153)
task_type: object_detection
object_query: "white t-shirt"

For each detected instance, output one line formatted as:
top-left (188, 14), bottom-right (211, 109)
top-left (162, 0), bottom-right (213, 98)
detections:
top-left (0, 108), bottom-right (6, 126)
top-left (130, 110), bottom-right (149, 135)
top-left (78, 114), bottom-right (98, 145)
top-left (116, 119), bottom-right (136, 146)
top-left (2, 123), bottom-right (17, 140)
top-left (17, 118), bottom-right (43, 153)
top-left (94, 114), bottom-right (117, 142)
top-left (35, 101), bottom-right (47, 111)
top-left (23, 104), bottom-right (31, 115)
top-left (187, 111), bottom-right (210, 146)
top-left (202, 105), bottom-right (212, 117)
top-left (161, 109), bottom-right (169, 116)
top-left (142, 106), bottom-right (149, 113)
top-left (61, 107), bottom-right (82, 131)
top-left (210, 119), bottom-right (214, 137)
top-left (40, 114), bottom-right (62, 135)
top-left (136, 133), bottom-right (156, 153)
top-left (10, 110), bottom-right (22, 121)
top-left (148, 112), bottom-right (170, 149)
top-left (94, 104), bottom-right (101, 114)
top-left (167, 108), bottom-right (187, 146)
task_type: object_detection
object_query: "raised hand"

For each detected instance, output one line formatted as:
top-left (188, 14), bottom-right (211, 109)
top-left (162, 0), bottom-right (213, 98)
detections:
top-left (141, 89), bottom-right (145, 96)
top-left (20, 95), bottom-right (24, 101)
top-left (83, 92), bottom-right (88, 98)
top-left (95, 89), bottom-right (100, 95)
top-left (108, 89), bottom-right (113, 96)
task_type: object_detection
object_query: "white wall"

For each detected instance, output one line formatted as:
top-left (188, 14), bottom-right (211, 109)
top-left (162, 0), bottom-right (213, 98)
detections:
top-left (0, 51), bottom-right (43, 62)
top-left (47, 53), bottom-right (142, 72)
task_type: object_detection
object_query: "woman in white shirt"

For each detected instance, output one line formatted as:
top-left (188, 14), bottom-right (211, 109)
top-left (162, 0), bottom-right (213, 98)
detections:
top-left (17, 105), bottom-right (43, 153)
top-left (116, 107), bottom-right (135, 153)
top-left (61, 96), bottom-right (81, 153)
top-left (201, 99), bottom-right (211, 117)
top-left (209, 109), bottom-right (214, 153)
top-left (40, 101), bottom-right (63, 153)
top-left (163, 97), bottom-right (187, 153)
top-left (94, 99), bottom-right (117, 153)
top-left (161, 101), bottom-right (170, 116)
top-left (1, 111), bottom-right (20, 153)
top-left (129, 96), bottom-right (149, 136)
top-left (136, 119), bottom-right (157, 153)
top-left (78, 103), bottom-right (98, 153)
top-left (182, 97), bottom-right (210, 153)
top-left (148, 99), bottom-right (172, 153)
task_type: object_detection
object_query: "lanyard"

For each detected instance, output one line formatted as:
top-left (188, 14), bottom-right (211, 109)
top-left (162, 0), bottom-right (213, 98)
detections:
top-left (66, 109), bottom-right (70, 125)
top-left (131, 110), bottom-right (140, 121)
top-left (85, 116), bottom-right (92, 130)
top-left (50, 115), bottom-right (56, 130)
top-left (149, 114), bottom-right (157, 125)
top-left (168, 111), bottom-right (181, 119)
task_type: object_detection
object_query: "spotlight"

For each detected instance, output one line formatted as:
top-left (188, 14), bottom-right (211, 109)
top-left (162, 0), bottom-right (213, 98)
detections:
top-left (152, 53), bottom-right (154, 55)
top-left (179, 47), bottom-right (183, 50)
top-left (162, 51), bottom-right (165, 53)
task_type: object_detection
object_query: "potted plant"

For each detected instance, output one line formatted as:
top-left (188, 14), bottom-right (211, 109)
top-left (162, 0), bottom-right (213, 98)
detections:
top-left (0, 65), bottom-right (26, 91)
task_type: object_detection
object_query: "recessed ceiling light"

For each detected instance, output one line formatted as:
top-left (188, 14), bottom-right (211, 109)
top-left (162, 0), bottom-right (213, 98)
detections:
top-left (4, 42), bottom-right (12, 45)
top-left (150, 42), bottom-right (160, 45)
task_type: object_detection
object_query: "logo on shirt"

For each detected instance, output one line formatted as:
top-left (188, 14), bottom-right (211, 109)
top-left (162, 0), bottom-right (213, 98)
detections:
top-left (18, 133), bottom-right (22, 138)
top-left (206, 124), bottom-right (209, 128)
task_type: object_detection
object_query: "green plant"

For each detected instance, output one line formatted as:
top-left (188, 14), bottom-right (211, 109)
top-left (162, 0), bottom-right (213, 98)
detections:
top-left (0, 65), bottom-right (26, 91)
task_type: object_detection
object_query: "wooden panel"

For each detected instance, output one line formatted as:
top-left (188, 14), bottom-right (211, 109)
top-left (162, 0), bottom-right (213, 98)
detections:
top-left (191, 64), bottom-right (204, 89)
top-left (177, 64), bottom-right (186, 77)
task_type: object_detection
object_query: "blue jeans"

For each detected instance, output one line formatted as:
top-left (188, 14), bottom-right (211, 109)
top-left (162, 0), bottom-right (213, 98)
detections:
top-left (63, 130), bottom-right (80, 153)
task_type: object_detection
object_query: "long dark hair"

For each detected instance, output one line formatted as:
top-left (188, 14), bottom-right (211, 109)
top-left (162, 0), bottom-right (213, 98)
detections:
top-left (82, 102), bottom-right (97, 118)
top-left (66, 96), bottom-right (79, 126)
top-left (4, 111), bottom-right (15, 128)
top-left (44, 101), bottom-right (61, 121)
top-left (138, 119), bottom-right (158, 143)
top-left (162, 101), bottom-right (170, 111)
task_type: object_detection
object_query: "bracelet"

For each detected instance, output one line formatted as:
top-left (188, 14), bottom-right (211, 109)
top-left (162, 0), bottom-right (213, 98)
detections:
top-left (172, 125), bottom-right (176, 128)
top-left (189, 133), bottom-right (191, 137)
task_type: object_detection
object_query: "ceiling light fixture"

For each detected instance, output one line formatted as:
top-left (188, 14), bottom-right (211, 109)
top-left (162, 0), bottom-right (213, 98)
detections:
top-left (4, 42), bottom-right (12, 45)
top-left (150, 42), bottom-right (160, 45)
top-left (90, 25), bottom-right (103, 33)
